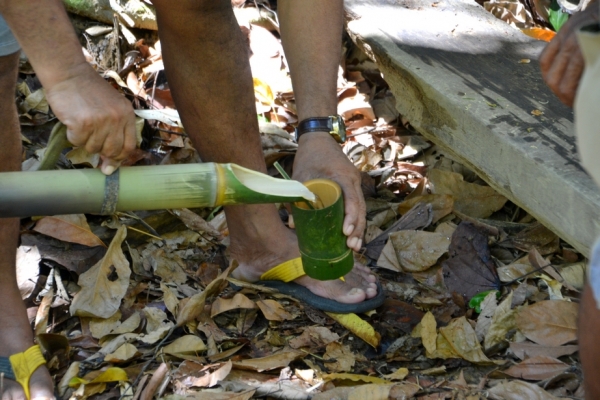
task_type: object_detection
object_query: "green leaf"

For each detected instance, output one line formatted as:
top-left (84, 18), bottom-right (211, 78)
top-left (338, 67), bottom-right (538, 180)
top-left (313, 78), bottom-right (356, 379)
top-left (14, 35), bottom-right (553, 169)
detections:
top-left (469, 290), bottom-right (500, 313)
top-left (549, 0), bottom-right (570, 32)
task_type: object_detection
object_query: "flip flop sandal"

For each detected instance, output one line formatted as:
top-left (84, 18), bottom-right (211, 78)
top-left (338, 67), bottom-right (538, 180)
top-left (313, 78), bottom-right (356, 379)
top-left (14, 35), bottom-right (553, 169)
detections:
top-left (0, 345), bottom-right (46, 400)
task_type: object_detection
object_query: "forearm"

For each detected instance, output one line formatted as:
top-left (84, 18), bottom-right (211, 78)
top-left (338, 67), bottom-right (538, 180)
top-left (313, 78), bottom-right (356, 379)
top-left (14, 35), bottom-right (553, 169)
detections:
top-left (278, 0), bottom-right (343, 121)
top-left (0, 0), bottom-right (88, 89)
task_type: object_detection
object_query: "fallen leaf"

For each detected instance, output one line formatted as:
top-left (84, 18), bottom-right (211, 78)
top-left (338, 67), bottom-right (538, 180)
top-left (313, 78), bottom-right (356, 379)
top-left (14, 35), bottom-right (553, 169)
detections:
top-left (176, 360), bottom-right (232, 388)
top-left (232, 350), bottom-right (303, 372)
top-left (516, 300), bottom-right (578, 346)
top-left (380, 230), bottom-right (450, 272)
top-left (89, 312), bottom-right (122, 339)
top-left (382, 368), bottom-right (409, 381)
top-left (487, 380), bottom-right (561, 399)
top-left (110, 312), bottom-right (141, 335)
top-left (502, 355), bottom-right (569, 380)
top-left (442, 222), bottom-right (501, 301)
top-left (16, 245), bottom-right (40, 300)
top-left (429, 169), bottom-right (507, 218)
top-left (484, 292), bottom-right (516, 350)
top-left (104, 343), bottom-right (139, 363)
top-left (421, 312), bottom-right (437, 354)
top-left (397, 194), bottom-right (454, 223)
top-left (34, 214), bottom-right (106, 248)
top-left (438, 317), bottom-right (498, 365)
top-left (69, 367), bottom-right (129, 388)
top-left (321, 373), bottom-right (390, 384)
top-left (177, 263), bottom-right (234, 327)
top-left (170, 208), bottom-right (223, 238)
top-left (163, 335), bottom-right (207, 356)
top-left (66, 147), bottom-right (100, 168)
top-left (211, 293), bottom-right (256, 317)
top-left (509, 342), bottom-right (578, 360)
top-left (475, 291), bottom-right (497, 342)
top-left (326, 312), bottom-right (380, 348)
top-left (324, 342), bottom-right (356, 373)
top-left (256, 299), bottom-right (294, 321)
top-left (161, 282), bottom-right (180, 316)
top-left (69, 226), bottom-right (130, 318)
top-left (289, 326), bottom-right (340, 349)
top-left (348, 384), bottom-right (395, 400)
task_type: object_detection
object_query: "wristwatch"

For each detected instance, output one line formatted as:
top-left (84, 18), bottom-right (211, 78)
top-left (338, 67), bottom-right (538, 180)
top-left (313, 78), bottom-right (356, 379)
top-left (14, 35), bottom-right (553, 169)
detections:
top-left (295, 115), bottom-right (347, 143)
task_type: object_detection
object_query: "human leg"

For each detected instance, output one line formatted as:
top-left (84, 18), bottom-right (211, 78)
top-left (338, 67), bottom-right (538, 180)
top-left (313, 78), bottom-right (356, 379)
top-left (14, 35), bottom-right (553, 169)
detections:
top-left (0, 50), bottom-right (54, 400)
top-left (151, 0), bottom-right (378, 303)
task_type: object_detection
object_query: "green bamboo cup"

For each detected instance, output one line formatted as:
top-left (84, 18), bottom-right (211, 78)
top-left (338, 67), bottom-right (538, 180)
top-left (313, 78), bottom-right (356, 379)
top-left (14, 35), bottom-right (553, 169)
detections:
top-left (291, 179), bottom-right (354, 281)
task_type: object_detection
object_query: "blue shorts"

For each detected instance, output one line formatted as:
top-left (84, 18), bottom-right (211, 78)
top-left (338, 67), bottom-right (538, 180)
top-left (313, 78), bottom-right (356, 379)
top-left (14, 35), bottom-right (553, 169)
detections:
top-left (0, 13), bottom-right (20, 56)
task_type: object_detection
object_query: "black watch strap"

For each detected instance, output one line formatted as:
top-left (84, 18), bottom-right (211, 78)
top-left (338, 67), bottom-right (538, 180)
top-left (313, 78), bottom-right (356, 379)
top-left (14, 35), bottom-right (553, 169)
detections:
top-left (296, 117), bottom-right (332, 135)
top-left (295, 115), bottom-right (346, 143)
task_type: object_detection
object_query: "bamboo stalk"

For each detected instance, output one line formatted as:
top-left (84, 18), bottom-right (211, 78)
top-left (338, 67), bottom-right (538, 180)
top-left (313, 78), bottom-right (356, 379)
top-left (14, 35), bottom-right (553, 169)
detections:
top-left (0, 163), bottom-right (315, 218)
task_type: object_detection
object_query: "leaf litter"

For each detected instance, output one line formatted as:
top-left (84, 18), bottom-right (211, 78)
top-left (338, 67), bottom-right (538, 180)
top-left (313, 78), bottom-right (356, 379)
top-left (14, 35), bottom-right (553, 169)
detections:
top-left (14, 1), bottom-right (585, 399)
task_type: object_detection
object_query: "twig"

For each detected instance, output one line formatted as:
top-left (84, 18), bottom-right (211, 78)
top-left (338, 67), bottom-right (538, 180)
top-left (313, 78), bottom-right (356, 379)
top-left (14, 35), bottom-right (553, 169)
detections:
top-left (139, 363), bottom-right (169, 400)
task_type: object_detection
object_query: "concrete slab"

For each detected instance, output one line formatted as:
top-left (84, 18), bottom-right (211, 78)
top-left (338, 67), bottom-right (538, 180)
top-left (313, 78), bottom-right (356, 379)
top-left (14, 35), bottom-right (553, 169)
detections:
top-left (345, 0), bottom-right (600, 255)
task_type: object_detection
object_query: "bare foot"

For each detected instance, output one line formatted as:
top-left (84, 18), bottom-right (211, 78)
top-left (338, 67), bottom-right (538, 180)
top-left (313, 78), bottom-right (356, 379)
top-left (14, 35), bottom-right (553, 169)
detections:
top-left (227, 204), bottom-right (378, 303)
top-left (0, 288), bottom-right (54, 400)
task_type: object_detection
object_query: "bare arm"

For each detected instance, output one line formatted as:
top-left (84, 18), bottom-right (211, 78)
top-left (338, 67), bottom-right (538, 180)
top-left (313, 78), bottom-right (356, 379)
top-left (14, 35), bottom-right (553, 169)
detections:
top-left (279, 0), bottom-right (367, 251)
top-left (0, 0), bottom-right (136, 174)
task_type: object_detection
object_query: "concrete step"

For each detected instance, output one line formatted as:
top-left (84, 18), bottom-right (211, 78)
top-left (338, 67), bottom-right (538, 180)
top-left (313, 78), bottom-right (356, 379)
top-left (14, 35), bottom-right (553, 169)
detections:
top-left (345, 0), bottom-right (600, 255)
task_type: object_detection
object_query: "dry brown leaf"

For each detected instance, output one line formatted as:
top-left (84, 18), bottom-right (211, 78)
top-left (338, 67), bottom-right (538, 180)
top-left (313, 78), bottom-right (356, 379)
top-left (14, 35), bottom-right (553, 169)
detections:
top-left (347, 384), bottom-right (395, 400)
top-left (438, 317), bottom-right (498, 365)
top-left (70, 226), bottom-right (130, 318)
top-left (289, 326), bottom-right (340, 349)
top-left (256, 299), bottom-right (294, 321)
top-left (516, 300), bottom-right (578, 346)
top-left (163, 335), bottom-right (207, 356)
top-left (397, 194), bottom-right (454, 223)
top-left (421, 312), bottom-right (437, 354)
top-left (16, 245), bottom-right (40, 300)
top-left (177, 263), bottom-right (234, 327)
top-left (89, 312), bottom-right (122, 339)
top-left (148, 248), bottom-right (187, 285)
top-left (382, 368), bottom-right (409, 381)
top-left (66, 147), bottom-right (100, 168)
top-left (324, 342), bottom-right (356, 373)
top-left (171, 208), bottom-right (223, 238)
top-left (166, 389), bottom-right (256, 400)
top-left (429, 169), bottom-right (507, 218)
top-left (104, 343), bottom-right (139, 363)
top-left (488, 380), bottom-right (561, 399)
top-left (34, 214), bottom-right (106, 248)
top-left (509, 342), bottom-right (579, 360)
top-left (381, 230), bottom-right (450, 272)
top-left (232, 350), bottom-right (303, 372)
top-left (484, 292), bottom-right (516, 350)
top-left (160, 282), bottom-right (180, 316)
top-left (502, 355), bottom-right (569, 381)
top-left (475, 291), bottom-right (498, 342)
top-left (176, 361), bottom-right (233, 388)
top-left (211, 293), bottom-right (257, 317)
top-left (110, 312), bottom-right (141, 335)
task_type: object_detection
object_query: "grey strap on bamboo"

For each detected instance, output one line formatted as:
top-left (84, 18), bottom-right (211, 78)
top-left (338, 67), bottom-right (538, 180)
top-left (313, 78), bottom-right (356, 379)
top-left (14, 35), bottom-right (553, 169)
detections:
top-left (100, 169), bottom-right (120, 215)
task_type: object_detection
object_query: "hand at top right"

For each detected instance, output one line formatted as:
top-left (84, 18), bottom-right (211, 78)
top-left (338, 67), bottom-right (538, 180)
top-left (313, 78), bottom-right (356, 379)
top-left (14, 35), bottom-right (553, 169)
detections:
top-left (540, 4), bottom-right (599, 108)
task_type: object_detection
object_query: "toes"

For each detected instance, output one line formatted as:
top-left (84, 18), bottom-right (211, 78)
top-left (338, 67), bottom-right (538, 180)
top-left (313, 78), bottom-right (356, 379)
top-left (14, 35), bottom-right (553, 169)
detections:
top-left (336, 287), bottom-right (367, 303)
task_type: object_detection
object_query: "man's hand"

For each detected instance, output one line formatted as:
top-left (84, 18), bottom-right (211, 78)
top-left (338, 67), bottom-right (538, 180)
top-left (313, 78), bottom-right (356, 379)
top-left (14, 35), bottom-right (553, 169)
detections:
top-left (540, 4), bottom-right (599, 107)
top-left (293, 132), bottom-right (366, 252)
top-left (44, 62), bottom-right (137, 175)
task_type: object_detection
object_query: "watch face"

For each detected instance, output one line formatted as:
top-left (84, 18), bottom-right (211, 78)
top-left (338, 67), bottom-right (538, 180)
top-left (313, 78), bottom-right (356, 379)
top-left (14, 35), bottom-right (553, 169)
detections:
top-left (332, 115), bottom-right (347, 143)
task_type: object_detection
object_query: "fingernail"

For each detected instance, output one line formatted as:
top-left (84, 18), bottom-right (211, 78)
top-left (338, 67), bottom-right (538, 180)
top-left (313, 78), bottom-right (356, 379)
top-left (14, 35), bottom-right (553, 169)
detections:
top-left (356, 239), bottom-right (363, 250)
top-left (348, 237), bottom-right (358, 249)
top-left (288, 215), bottom-right (295, 229)
top-left (344, 224), bottom-right (355, 236)
top-left (103, 165), bottom-right (116, 175)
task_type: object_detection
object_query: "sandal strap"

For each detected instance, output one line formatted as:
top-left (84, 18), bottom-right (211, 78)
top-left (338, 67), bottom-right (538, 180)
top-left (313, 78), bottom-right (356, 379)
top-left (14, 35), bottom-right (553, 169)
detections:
top-left (260, 257), bottom-right (305, 282)
top-left (1, 345), bottom-right (46, 400)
